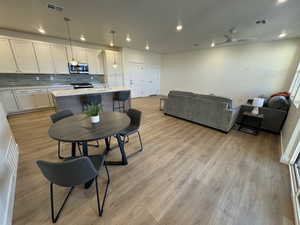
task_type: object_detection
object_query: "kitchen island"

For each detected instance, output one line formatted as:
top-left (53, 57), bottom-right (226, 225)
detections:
top-left (51, 87), bottom-right (131, 113)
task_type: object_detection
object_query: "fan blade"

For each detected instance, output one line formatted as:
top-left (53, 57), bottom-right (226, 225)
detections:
top-left (214, 40), bottom-right (230, 46)
top-left (236, 38), bottom-right (256, 42)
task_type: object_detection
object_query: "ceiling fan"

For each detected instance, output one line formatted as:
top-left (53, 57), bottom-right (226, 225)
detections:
top-left (213, 28), bottom-right (255, 47)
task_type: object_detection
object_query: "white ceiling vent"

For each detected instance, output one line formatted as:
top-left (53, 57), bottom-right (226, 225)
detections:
top-left (47, 3), bottom-right (63, 12)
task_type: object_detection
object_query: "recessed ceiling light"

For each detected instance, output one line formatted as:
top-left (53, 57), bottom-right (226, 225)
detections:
top-left (38, 27), bottom-right (46, 34)
top-left (211, 42), bottom-right (215, 47)
top-left (145, 42), bottom-right (150, 50)
top-left (277, 0), bottom-right (288, 5)
top-left (176, 24), bottom-right (183, 31)
top-left (278, 31), bottom-right (287, 38)
top-left (126, 34), bottom-right (131, 42)
top-left (80, 35), bottom-right (86, 41)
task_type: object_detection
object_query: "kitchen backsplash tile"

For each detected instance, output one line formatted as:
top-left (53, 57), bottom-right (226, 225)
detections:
top-left (0, 73), bottom-right (104, 87)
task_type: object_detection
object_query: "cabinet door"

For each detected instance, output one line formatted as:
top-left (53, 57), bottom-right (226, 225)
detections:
top-left (87, 49), bottom-right (103, 74)
top-left (11, 39), bottom-right (39, 73)
top-left (15, 90), bottom-right (36, 110)
top-left (50, 44), bottom-right (69, 74)
top-left (66, 46), bottom-right (87, 63)
top-left (33, 42), bottom-right (55, 74)
top-left (0, 39), bottom-right (17, 73)
top-left (105, 50), bottom-right (123, 88)
top-left (0, 90), bottom-right (19, 114)
top-left (32, 89), bottom-right (51, 108)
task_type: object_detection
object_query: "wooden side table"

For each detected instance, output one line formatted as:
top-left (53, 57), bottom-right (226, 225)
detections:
top-left (160, 96), bottom-right (168, 111)
top-left (239, 111), bottom-right (264, 135)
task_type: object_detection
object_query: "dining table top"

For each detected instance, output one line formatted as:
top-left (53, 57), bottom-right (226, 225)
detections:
top-left (48, 112), bottom-right (130, 143)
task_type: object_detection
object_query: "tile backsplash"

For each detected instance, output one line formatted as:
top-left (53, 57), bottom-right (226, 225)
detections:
top-left (0, 73), bottom-right (105, 87)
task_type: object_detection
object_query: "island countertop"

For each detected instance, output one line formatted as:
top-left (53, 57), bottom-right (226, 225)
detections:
top-left (51, 87), bottom-right (131, 97)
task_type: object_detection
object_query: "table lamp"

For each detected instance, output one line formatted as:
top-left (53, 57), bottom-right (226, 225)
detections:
top-left (251, 98), bottom-right (264, 115)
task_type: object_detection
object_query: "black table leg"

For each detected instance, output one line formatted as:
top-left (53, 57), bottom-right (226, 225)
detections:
top-left (71, 142), bottom-right (76, 157)
top-left (82, 141), bottom-right (94, 189)
top-left (106, 134), bottom-right (128, 166)
top-left (105, 137), bottom-right (111, 152)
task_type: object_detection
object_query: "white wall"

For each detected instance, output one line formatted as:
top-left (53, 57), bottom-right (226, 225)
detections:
top-left (161, 39), bottom-right (300, 104)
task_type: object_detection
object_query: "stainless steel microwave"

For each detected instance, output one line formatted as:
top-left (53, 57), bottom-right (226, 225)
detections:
top-left (68, 63), bottom-right (89, 74)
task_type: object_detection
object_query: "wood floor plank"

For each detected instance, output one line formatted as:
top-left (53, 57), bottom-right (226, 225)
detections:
top-left (9, 96), bottom-right (294, 225)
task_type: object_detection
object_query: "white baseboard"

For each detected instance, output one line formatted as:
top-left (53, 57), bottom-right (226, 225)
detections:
top-left (280, 131), bottom-right (290, 165)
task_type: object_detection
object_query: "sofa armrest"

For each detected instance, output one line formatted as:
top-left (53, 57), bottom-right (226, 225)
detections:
top-left (227, 106), bottom-right (241, 129)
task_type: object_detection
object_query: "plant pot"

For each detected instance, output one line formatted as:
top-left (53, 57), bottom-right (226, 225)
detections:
top-left (90, 115), bottom-right (100, 123)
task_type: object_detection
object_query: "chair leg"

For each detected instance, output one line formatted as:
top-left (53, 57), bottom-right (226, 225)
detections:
top-left (95, 176), bottom-right (101, 216)
top-left (50, 183), bottom-right (74, 223)
top-left (95, 162), bottom-right (110, 217)
top-left (77, 142), bottom-right (83, 156)
top-left (58, 141), bottom-right (66, 160)
top-left (100, 162), bottom-right (110, 216)
top-left (137, 131), bottom-right (143, 152)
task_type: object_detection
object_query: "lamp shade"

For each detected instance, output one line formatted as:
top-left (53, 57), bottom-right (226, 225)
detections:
top-left (252, 98), bottom-right (264, 108)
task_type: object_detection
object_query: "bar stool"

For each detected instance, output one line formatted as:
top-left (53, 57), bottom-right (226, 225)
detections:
top-left (81, 94), bottom-right (102, 112)
top-left (80, 94), bottom-right (102, 147)
top-left (113, 91), bottom-right (130, 112)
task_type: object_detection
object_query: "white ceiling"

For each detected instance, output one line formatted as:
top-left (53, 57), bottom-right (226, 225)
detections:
top-left (0, 0), bottom-right (299, 53)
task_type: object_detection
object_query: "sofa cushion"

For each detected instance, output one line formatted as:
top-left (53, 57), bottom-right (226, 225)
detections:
top-left (169, 90), bottom-right (195, 97)
top-left (197, 94), bottom-right (233, 108)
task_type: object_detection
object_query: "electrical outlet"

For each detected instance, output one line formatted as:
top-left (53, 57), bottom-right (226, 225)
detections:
top-left (36, 76), bottom-right (40, 81)
top-left (91, 76), bottom-right (94, 80)
top-left (50, 76), bottom-right (54, 81)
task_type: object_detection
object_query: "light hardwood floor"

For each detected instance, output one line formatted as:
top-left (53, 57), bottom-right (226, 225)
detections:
top-left (10, 96), bottom-right (294, 225)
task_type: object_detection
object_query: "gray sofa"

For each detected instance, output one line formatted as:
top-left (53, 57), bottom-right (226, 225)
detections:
top-left (164, 91), bottom-right (240, 132)
top-left (236, 105), bottom-right (288, 133)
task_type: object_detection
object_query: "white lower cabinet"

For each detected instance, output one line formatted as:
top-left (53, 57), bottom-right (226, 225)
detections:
top-left (0, 86), bottom-right (73, 114)
top-left (15, 89), bottom-right (51, 111)
top-left (0, 90), bottom-right (19, 114)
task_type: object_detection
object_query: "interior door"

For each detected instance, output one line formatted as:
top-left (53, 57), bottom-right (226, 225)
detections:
top-left (127, 63), bottom-right (144, 98)
top-left (0, 39), bottom-right (18, 73)
top-left (146, 65), bottom-right (160, 95)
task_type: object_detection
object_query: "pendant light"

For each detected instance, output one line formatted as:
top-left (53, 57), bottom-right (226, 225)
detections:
top-left (110, 30), bottom-right (118, 68)
top-left (145, 41), bottom-right (150, 50)
top-left (112, 53), bottom-right (118, 69)
top-left (64, 17), bottom-right (78, 66)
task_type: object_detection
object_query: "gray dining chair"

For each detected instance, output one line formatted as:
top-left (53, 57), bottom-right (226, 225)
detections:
top-left (50, 110), bottom-right (78, 159)
top-left (119, 108), bottom-right (143, 157)
top-left (37, 155), bottom-right (110, 223)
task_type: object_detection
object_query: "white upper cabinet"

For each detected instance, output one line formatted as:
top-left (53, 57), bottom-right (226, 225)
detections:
top-left (66, 46), bottom-right (87, 63)
top-left (104, 50), bottom-right (123, 87)
top-left (33, 42), bottom-right (55, 74)
top-left (0, 39), bottom-right (18, 73)
top-left (10, 39), bottom-right (39, 73)
top-left (87, 49), bottom-right (103, 74)
top-left (50, 44), bottom-right (69, 74)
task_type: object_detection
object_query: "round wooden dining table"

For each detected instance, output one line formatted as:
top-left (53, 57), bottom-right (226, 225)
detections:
top-left (48, 111), bottom-right (131, 187)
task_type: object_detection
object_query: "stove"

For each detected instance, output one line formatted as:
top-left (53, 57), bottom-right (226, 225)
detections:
top-left (71, 83), bottom-right (94, 89)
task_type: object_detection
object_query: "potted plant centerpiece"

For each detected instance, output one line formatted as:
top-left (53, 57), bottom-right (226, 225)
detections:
top-left (86, 104), bottom-right (103, 123)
